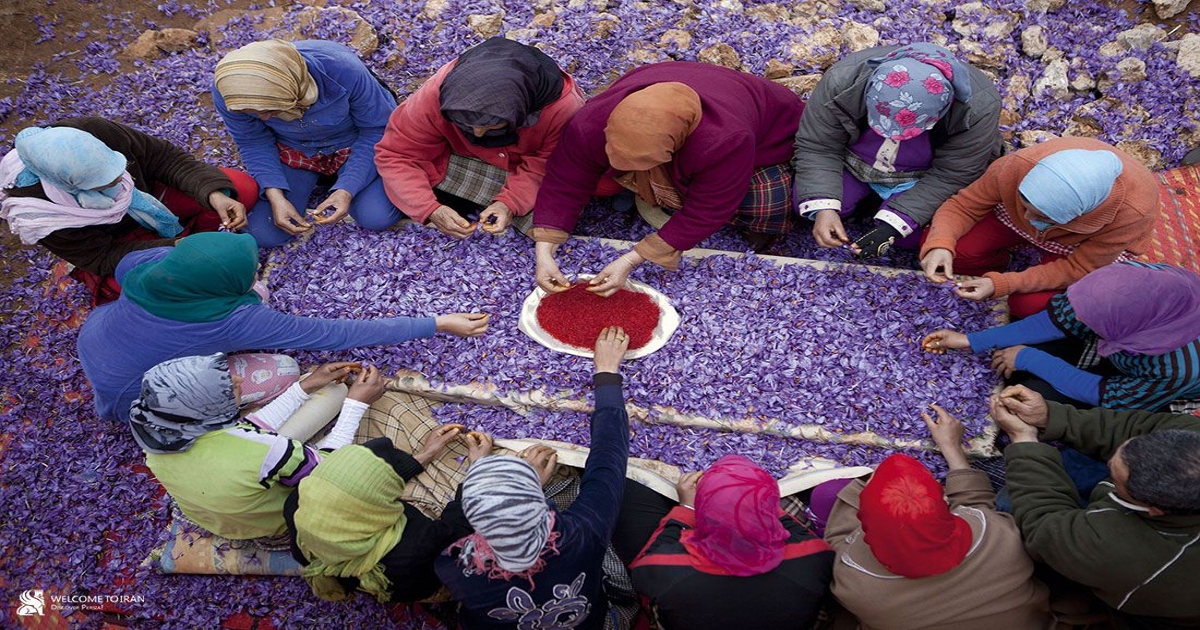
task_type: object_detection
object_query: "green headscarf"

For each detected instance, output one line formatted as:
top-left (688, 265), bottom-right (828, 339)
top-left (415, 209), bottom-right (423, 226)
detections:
top-left (121, 232), bottom-right (262, 323)
top-left (294, 445), bottom-right (408, 602)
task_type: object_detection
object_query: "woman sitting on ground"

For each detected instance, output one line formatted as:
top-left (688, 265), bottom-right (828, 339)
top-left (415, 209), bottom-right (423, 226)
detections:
top-left (435, 327), bottom-right (631, 629)
top-left (0, 118), bottom-right (257, 304)
top-left (213, 39), bottom-right (399, 246)
top-left (77, 231), bottom-right (488, 423)
top-left (284, 426), bottom-right (495, 602)
top-left (919, 136), bottom-right (1160, 318)
top-left (823, 408), bottom-right (1051, 630)
top-left (532, 61), bottom-right (805, 296)
top-left (923, 261), bottom-right (1200, 411)
top-left (375, 37), bottom-right (584, 238)
top-left (792, 43), bottom-right (1001, 259)
top-left (613, 454), bottom-right (834, 630)
top-left (132, 353), bottom-right (385, 541)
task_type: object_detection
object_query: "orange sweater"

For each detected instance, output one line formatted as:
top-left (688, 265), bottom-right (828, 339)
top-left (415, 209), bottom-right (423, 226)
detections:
top-left (921, 137), bottom-right (1160, 297)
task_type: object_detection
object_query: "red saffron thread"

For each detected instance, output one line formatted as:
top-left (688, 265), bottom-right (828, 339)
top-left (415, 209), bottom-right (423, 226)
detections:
top-left (536, 284), bottom-right (662, 350)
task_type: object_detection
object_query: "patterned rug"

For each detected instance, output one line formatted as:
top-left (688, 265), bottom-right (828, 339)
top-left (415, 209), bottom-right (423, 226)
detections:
top-left (1146, 165), bottom-right (1200, 274)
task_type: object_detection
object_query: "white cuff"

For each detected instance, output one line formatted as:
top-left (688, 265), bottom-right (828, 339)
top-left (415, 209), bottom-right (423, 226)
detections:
top-left (874, 208), bottom-right (915, 237)
top-left (316, 398), bottom-right (369, 450)
top-left (797, 198), bottom-right (842, 220)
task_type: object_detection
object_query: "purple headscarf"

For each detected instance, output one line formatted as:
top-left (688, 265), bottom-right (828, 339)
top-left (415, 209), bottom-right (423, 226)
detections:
top-left (865, 44), bottom-right (972, 141)
top-left (1068, 262), bottom-right (1200, 357)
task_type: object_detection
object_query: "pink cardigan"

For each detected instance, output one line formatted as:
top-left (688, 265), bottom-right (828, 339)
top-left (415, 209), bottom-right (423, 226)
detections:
top-left (374, 62), bottom-right (585, 222)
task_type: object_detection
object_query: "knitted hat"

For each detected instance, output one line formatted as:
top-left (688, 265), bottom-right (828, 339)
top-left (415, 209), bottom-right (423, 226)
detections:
top-left (858, 454), bottom-right (972, 578)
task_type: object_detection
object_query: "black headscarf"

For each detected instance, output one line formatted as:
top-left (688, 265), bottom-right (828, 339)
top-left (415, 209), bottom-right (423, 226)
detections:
top-left (439, 38), bottom-right (565, 148)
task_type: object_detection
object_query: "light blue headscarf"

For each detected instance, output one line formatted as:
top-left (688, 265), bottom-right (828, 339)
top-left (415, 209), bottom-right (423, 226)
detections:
top-left (14, 126), bottom-right (183, 237)
top-left (1018, 149), bottom-right (1124, 226)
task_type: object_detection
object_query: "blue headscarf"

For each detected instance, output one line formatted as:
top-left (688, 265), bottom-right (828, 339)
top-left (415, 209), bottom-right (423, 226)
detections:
top-left (1018, 149), bottom-right (1124, 226)
top-left (14, 126), bottom-right (183, 237)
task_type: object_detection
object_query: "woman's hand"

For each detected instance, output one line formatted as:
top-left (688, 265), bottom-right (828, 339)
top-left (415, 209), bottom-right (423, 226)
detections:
top-left (479, 202), bottom-right (512, 234)
top-left (535, 241), bottom-right (570, 293)
top-left (429, 205), bottom-right (477, 238)
top-left (299, 361), bottom-right (361, 394)
top-left (593, 326), bottom-right (630, 374)
top-left (519, 444), bottom-right (558, 486)
top-left (954, 277), bottom-right (995, 301)
top-left (208, 191), bottom-right (248, 231)
top-left (921, 248), bottom-right (955, 284)
top-left (347, 364), bottom-right (386, 404)
top-left (990, 345), bottom-right (1027, 379)
top-left (588, 251), bottom-right (643, 297)
top-left (676, 471), bottom-right (702, 508)
top-left (921, 330), bottom-right (970, 354)
top-left (414, 424), bottom-right (464, 466)
top-left (311, 189), bottom-right (353, 225)
top-left (463, 430), bottom-right (494, 463)
top-left (812, 209), bottom-right (849, 248)
top-left (435, 313), bottom-right (489, 337)
top-left (921, 404), bottom-right (970, 469)
top-left (265, 188), bottom-right (312, 235)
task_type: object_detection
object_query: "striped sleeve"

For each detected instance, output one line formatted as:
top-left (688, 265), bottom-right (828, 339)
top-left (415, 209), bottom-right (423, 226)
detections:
top-left (229, 424), bottom-right (322, 488)
top-left (1046, 293), bottom-right (1094, 340)
top-left (1101, 340), bottom-right (1200, 410)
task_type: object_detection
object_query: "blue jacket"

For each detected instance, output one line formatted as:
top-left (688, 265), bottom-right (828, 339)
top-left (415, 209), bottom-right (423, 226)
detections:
top-left (212, 40), bottom-right (396, 197)
top-left (435, 374), bottom-right (630, 630)
top-left (78, 248), bottom-right (436, 422)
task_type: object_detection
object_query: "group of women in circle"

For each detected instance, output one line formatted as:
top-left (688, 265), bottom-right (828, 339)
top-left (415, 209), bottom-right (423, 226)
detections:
top-left (2, 33), bottom-right (1199, 630)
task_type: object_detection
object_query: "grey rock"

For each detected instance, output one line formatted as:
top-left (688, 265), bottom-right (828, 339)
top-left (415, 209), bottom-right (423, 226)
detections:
top-left (1152, 0), bottom-right (1191, 19)
top-left (1021, 25), bottom-right (1047, 58)
top-left (1117, 24), bottom-right (1168, 51)
top-left (1034, 58), bottom-right (1070, 99)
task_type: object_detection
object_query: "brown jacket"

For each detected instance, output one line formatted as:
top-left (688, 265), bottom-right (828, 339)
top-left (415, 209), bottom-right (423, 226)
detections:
top-left (921, 137), bottom-right (1159, 297)
top-left (824, 469), bottom-right (1053, 630)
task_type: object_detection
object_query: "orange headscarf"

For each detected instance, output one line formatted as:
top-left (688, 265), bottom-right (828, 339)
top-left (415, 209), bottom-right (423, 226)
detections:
top-left (604, 83), bottom-right (702, 210)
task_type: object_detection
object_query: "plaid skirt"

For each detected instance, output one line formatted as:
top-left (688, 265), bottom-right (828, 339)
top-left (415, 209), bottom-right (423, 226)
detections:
top-left (434, 153), bottom-right (509, 206)
top-left (730, 162), bottom-right (795, 235)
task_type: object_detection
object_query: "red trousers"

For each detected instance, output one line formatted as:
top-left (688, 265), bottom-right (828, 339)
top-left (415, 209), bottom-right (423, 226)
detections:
top-left (932, 211), bottom-right (1062, 318)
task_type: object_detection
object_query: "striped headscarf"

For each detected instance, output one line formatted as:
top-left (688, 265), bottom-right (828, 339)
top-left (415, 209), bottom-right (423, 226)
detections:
top-left (214, 40), bottom-right (319, 122)
top-left (129, 353), bottom-right (240, 454)
top-left (458, 455), bottom-right (554, 576)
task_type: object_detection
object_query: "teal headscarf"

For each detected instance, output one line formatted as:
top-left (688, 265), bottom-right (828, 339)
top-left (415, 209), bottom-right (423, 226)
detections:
top-left (121, 232), bottom-right (262, 322)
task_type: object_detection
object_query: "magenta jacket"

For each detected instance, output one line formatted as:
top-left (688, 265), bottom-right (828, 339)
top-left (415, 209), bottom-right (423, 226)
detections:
top-left (532, 61), bottom-right (803, 251)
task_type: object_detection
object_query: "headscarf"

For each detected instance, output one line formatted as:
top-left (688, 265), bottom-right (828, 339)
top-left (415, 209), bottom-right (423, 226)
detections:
top-left (1018, 149), bottom-right (1124, 225)
top-left (214, 40), bottom-right (319, 122)
top-left (680, 455), bottom-right (789, 576)
top-left (1067, 262), bottom-right (1200, 357)
top-left (857, 453), bottom-right (972, 578)
top-left (604, 83), bottom-right (702, 210)
top-left (128, 353), bottom-right (240, 454)
top-left (865, 44), bottom-right (971, 142)
top-left (0, 127), bottom-right (182, 243)
top-left (458, 455), bottom-right (554, 576)
top-left (439, 37), bottom-right (565, 148)
top-left (120, 231), bottom-right (262, 323)
top-left (294, 445), bottom-right (408, 602)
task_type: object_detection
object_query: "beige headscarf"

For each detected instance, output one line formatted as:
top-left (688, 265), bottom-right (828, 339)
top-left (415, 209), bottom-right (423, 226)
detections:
top-left (214, 40), bottom-right (319, 122)
top-left (604, 82), bottom-right (702, 210)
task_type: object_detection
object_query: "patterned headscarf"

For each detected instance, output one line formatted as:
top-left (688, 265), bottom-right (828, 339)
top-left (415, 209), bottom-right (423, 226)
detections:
top-left (865, 44), bottom-right (972, 141)
top-left (214, 40), bottom-right (319, 122)
top-left (120, 231), bottom-right (262, 323)
top-left (439, 37), bottom-right (565, 148)
top-left (458, 455), bottom-right (554, 576)
top-left (857, 454), bottom-right (972, 578)
top-left (129, 353), bottom-right (240, 454)
top-left (1068, 262), bottom-right (1200, 357)
top-left (294, 444), bottom-right (408, 602)
top-left (1, 126), bottom-right (182, 241)
top-left (680, 455), bottom-right (789, 576)
top-left (604, 83), bottom-right (702, 210)
top-left (1018, 148), bottom-right (1124, 226)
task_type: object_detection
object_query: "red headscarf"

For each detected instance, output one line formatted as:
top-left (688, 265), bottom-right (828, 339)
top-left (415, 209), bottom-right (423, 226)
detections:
top-left (858, 454), bottom-right (972, 578)
top-left (680, 455), bottom-right (789, 577)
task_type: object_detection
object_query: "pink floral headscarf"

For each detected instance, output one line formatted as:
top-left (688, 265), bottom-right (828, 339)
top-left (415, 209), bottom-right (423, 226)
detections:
top-left (864, 44), bottom-right (972, 141)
